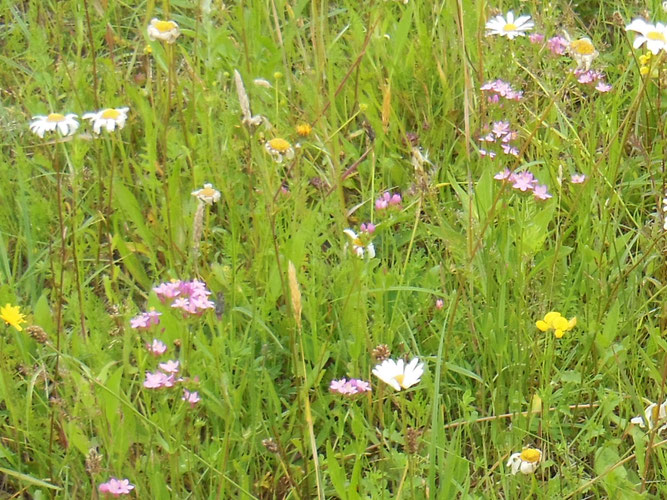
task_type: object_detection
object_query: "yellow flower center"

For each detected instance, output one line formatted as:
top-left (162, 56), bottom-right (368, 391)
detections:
top-left (268, 138), bottom-right (291, 152)
top-left (394, 374), bottom-right (405, 388)
top-left (570, 39), bottom-right (595, 55)
top-left (199, 187), bottom-right (216, 198)
top-left (46, 113), bottom-right (65, 122)
top-left (101, 108), bottom-right (120, 119)
top-left (520, 449), bottom-right (541, 463)
top-left (154, 20), bottom-right (176, 33)
top-left (647, 31), bottom-right (666, 42)
top-left (296, 124), bottom-right (312, 137)
top-left (503, 23), bottom-right (518, 32)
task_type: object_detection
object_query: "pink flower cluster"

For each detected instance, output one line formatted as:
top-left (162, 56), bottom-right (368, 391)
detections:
top-left (146, 338), bottom-right (167, 356)
top-left (376, 191), bottom-right (402, 210)
top-left (99, 477), bottom-right (134, 497)
top-left (494, 169), bottom-right (553, 200)
top-left (183, 389), bottom-right (201, 407)
top-left (547, 35), bottom-right (569, 55)
top-left (572, 69), bottom-right (612, 92)
top-left (143, 364), bottom-right (179, 389)
top-left (153, 279), bottom-right (215, 317)
top-left (330, 378), bottom-right (372, 396)
top-left (480, 79), bottom-right (523, 102)
top-left (130, 309), bottom-right (161, 330)
top-left (478, 120), bottom-right (520, 158)
top-left (360, 222), bottom-right (376, 234)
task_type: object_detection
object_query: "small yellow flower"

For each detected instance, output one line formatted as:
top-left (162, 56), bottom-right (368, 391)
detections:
top-left (536, 311), bottom-right (577, 338)
top-left (191, 183), bottom-right (221, 205)
top-left (264, 138), bottom-right (294, 163)
top-left (296, 123), bottom-right (312, 137)
top-left (568, 38), bottom-right (598, 70)
top-left (147, 18), bottom-right (180, 44)
top-left (0, 304), bottom-right (26, 332)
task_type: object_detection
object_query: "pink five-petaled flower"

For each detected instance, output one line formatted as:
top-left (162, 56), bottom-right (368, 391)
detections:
top-left (153, 281), bottom-right (182, 301)
top-left (502, 143), bottom-right (519, 156)
top-left (533, 184), bottom-right (553, 200)
top-left (143, 370), bottom-right (175, 389)
top-left (512, 171), bottom-right (537, 192)
top-left (492, 121), bottom-right (511, 137)
top-left (595, 81), bottom-right (612, 92)
top-left (130, 310), bottom-right (162, 330)
top-left (360, 222), bottom-right (376, 234)
top-left (146, 338), bottom-right (167, 356)
top-left (159, 360), bottom-right (180, 374)
top-left (480, 79), bottom-right (523, 101)
top-left (182, 389), bottom-right (201, 408)
top-left (329, 378), bottom-right (372, 396)
top-left (98, 477), bottom-right (134, 497)
top-left (570, 173), bottom-right (586, 184)
top-left (547, 36), bottom-right (569, 55)
top-left (494, 168), bottom-right (514, 181)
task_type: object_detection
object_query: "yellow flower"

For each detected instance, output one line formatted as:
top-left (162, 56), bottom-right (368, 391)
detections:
top-left (568, 37), bottom-right (598, 70)
top-left (536, 311), bottom-right (576, 338)
top-left (1, 304), bottom-right (26, 332)
top-left (147, 18), bottom-right (180, 44)
top-left (296, 123), bottom-right (312, 137)
top-left (265, 138), bottom-right (294, 163)
top-left (507, 448), bottom-right (542, 475)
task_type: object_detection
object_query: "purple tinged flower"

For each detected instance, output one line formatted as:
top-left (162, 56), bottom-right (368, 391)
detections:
top-left (529, 33), bottom-right (545, 44)
top-left (494, 168), bottom-right (513, 181)
top-left (512, 171), bottom-right (537, 191)
top-left (182, 389), bottom-right (201, 408)
top-left (547, 36), bottom-right (568, 55)
top-left (502, 144), bottom-right (519, 156)
top-left (99, 477), bottom-right (134, 496)
top-left (595, 81), bottom-right (612, 92)
top-left (330, 378), bottom-right (372, 396)
top-left (159, 360), bottom-right (180, 374)
top-left (143, 370), bottom-right (175, 389)
top-left (146, 338), bottom-right (167, 356)
top-left (570, 173), bottom-right (586, 184)
top-left (435, 298), bottom-right (444, 310)
top-left (479, 133), bottom-right (496, 142)
top-left (390, 193), bottom-right (402, 205)
top-left (480, 79), bottom-right (523, 102)
top-left (502, 131), bottom-right (518, 143)
top-left (479, 148), bottom-right (497, 158)
top-left (153, 281), bottom-right (182, 301)
top-left (492, 121), bottom-right (511, 137)
top-left (130, 314), bottom-right (150, 329)
top-left (360, 222), bottom-right (376, 234)
top-left (375, 198), bottom-right (388, 210)
top-left (533, 184), bottom-right (553, 200)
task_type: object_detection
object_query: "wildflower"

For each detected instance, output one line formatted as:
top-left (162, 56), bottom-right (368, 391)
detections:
top-left (485, 11), bottom-right (534, 40)
top-left (501, 143), bottom-right (519, 156)
top-left (147, 18), bottom-right (180, 44)
top-left (82, 107), bottom-right (129, 134)
top-left (507, 448), bottom-right (542, 475)
top-left (26, 325), bottom-right (48, 343)
top-left (130, 310), bottom-right (161, 330)
top-left (568, 38), bottom-right (598, 70)
top-left (479, 148), bottom-right (497, 158)
top-left (159, 359), bottom-right (180, 374)
top-left (360, 222), bottom-right (376, 234)
top-left (372, 344), bottom-right (391, 362)
top-left (511, 171), bottom-right (537, 192)
top-left (493, 168), bottom-right (513, 181)
top-left (529, 33), bottom-right (545, 44)
top-left (343, 229), bottom-right (376, 259)
top-left (536, 311), bottom-right (576, 338)
top-left (479, 133), bottom-right (496, 142)
top-left (296, 123), bottom-right (312, 137)
top-left (570, 173), bottom-right (586, 184)
top-left (29, 113), bottom-right (79, 138)
top-left (631, 401), bottom-right (667, 432)
top-left (547, 36), bottom-right (568, 55)
top-left (191, 183), bottom-right (221, 205)
top-left (329, 378), bottom-right (372, 396)
top-left (143, 370), bottom-right (175, 389)
top-left (265, 138), bottom-right (294, 163)
top-left (480, 79), bottom-right (523, 102)
top-left (182, 389), bottom-right (201, 408)
top-left (533, 184), bottom-right (553, 200)
top-left (98, 477), bottom-right (135, 496)
top-left (0, 304), bottom-right (26, 332)
top-left (146, 339), bottom-right (167, 356)
top-left (492, 121), bottom-right (511, 138)
top-left (626, 19), bottom-right (667, 55)
top-left (435, 298), bottom-right (444, 310)
top-left (595, 81), bottom-right (612, 92)
top-left (372, 357), bottom-right (424, 391)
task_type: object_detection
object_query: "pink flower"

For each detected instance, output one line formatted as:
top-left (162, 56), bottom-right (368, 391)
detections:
top-left (570, 173), bottom-right (586, 184)
top-left (547, 36), bottom-right (568, 55)
top-left (360, 222), bottom-right (376, 234)
top-left (479, 133), bottom-right (496, 142)
top-left (529, 33), bottom-right (545, 44)
top-left (98, 478), bottom-right (134, 496)
top-left (502, 144), bottom-right (519, 156)
top-left (479, 148), bottom-right (497, 158)
top-left (435, 298), bottom-right (444, 310)
top-left (492, 121), bottom-right (511, 137)
top-left (481, 79), bottom-right (523, 101)
top-left (182, 389), bottom-right (201, 408)
top-left (533, 184), bottom-right (553, 200)
top-left (595, 81), bottom-right (612, 92)
top-left (146, 338), bottom-right (167, 356)
top-left (153, 281), bottom-right (182, 301)
top-left (143, 370), bottom-right (175, 389)
top-left (512, 171), bottom-right (537, 192)
top-left (390, 193), bottom-right (402, 205)
top-left (330, 378), bottom-right (372, 396)
top-left (494, 168), bottom-right (514, 181)
top-left (159, 359), bottom-right (180, 374)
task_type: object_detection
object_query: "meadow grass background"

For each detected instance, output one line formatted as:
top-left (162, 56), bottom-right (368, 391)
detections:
top-left (0, 0), bottom-right (666, 498)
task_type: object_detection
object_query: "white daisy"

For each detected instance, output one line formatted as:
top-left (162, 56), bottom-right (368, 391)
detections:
top-left (626, 19), bottom-right (667, 55)
top-left (506, 448), bottom-right (542, 475)
top-left (485, 11), bottom-right (534, 40)
top-left (264, 138), bottom-right (294, 163)
top-left (631, 400), bottom-right (667, 432)
top-left (372, 358), bottom-right (424, 391)
top-left (147, 18), bottom-right (180, 44)
top-left (191, 183), bottom-right (221, 205)
top-left (29, 113), bottom-right (79, 138)
top-left (343, 229), bottom-right (376, 259)
top-left (568, 37), bottom-right (599, 70)
top-left (82, 107), bottom-right (129, 134)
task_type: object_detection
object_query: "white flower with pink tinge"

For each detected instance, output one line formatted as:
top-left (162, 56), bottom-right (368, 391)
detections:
top-left (372, 358), bottom-right (424, 391)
